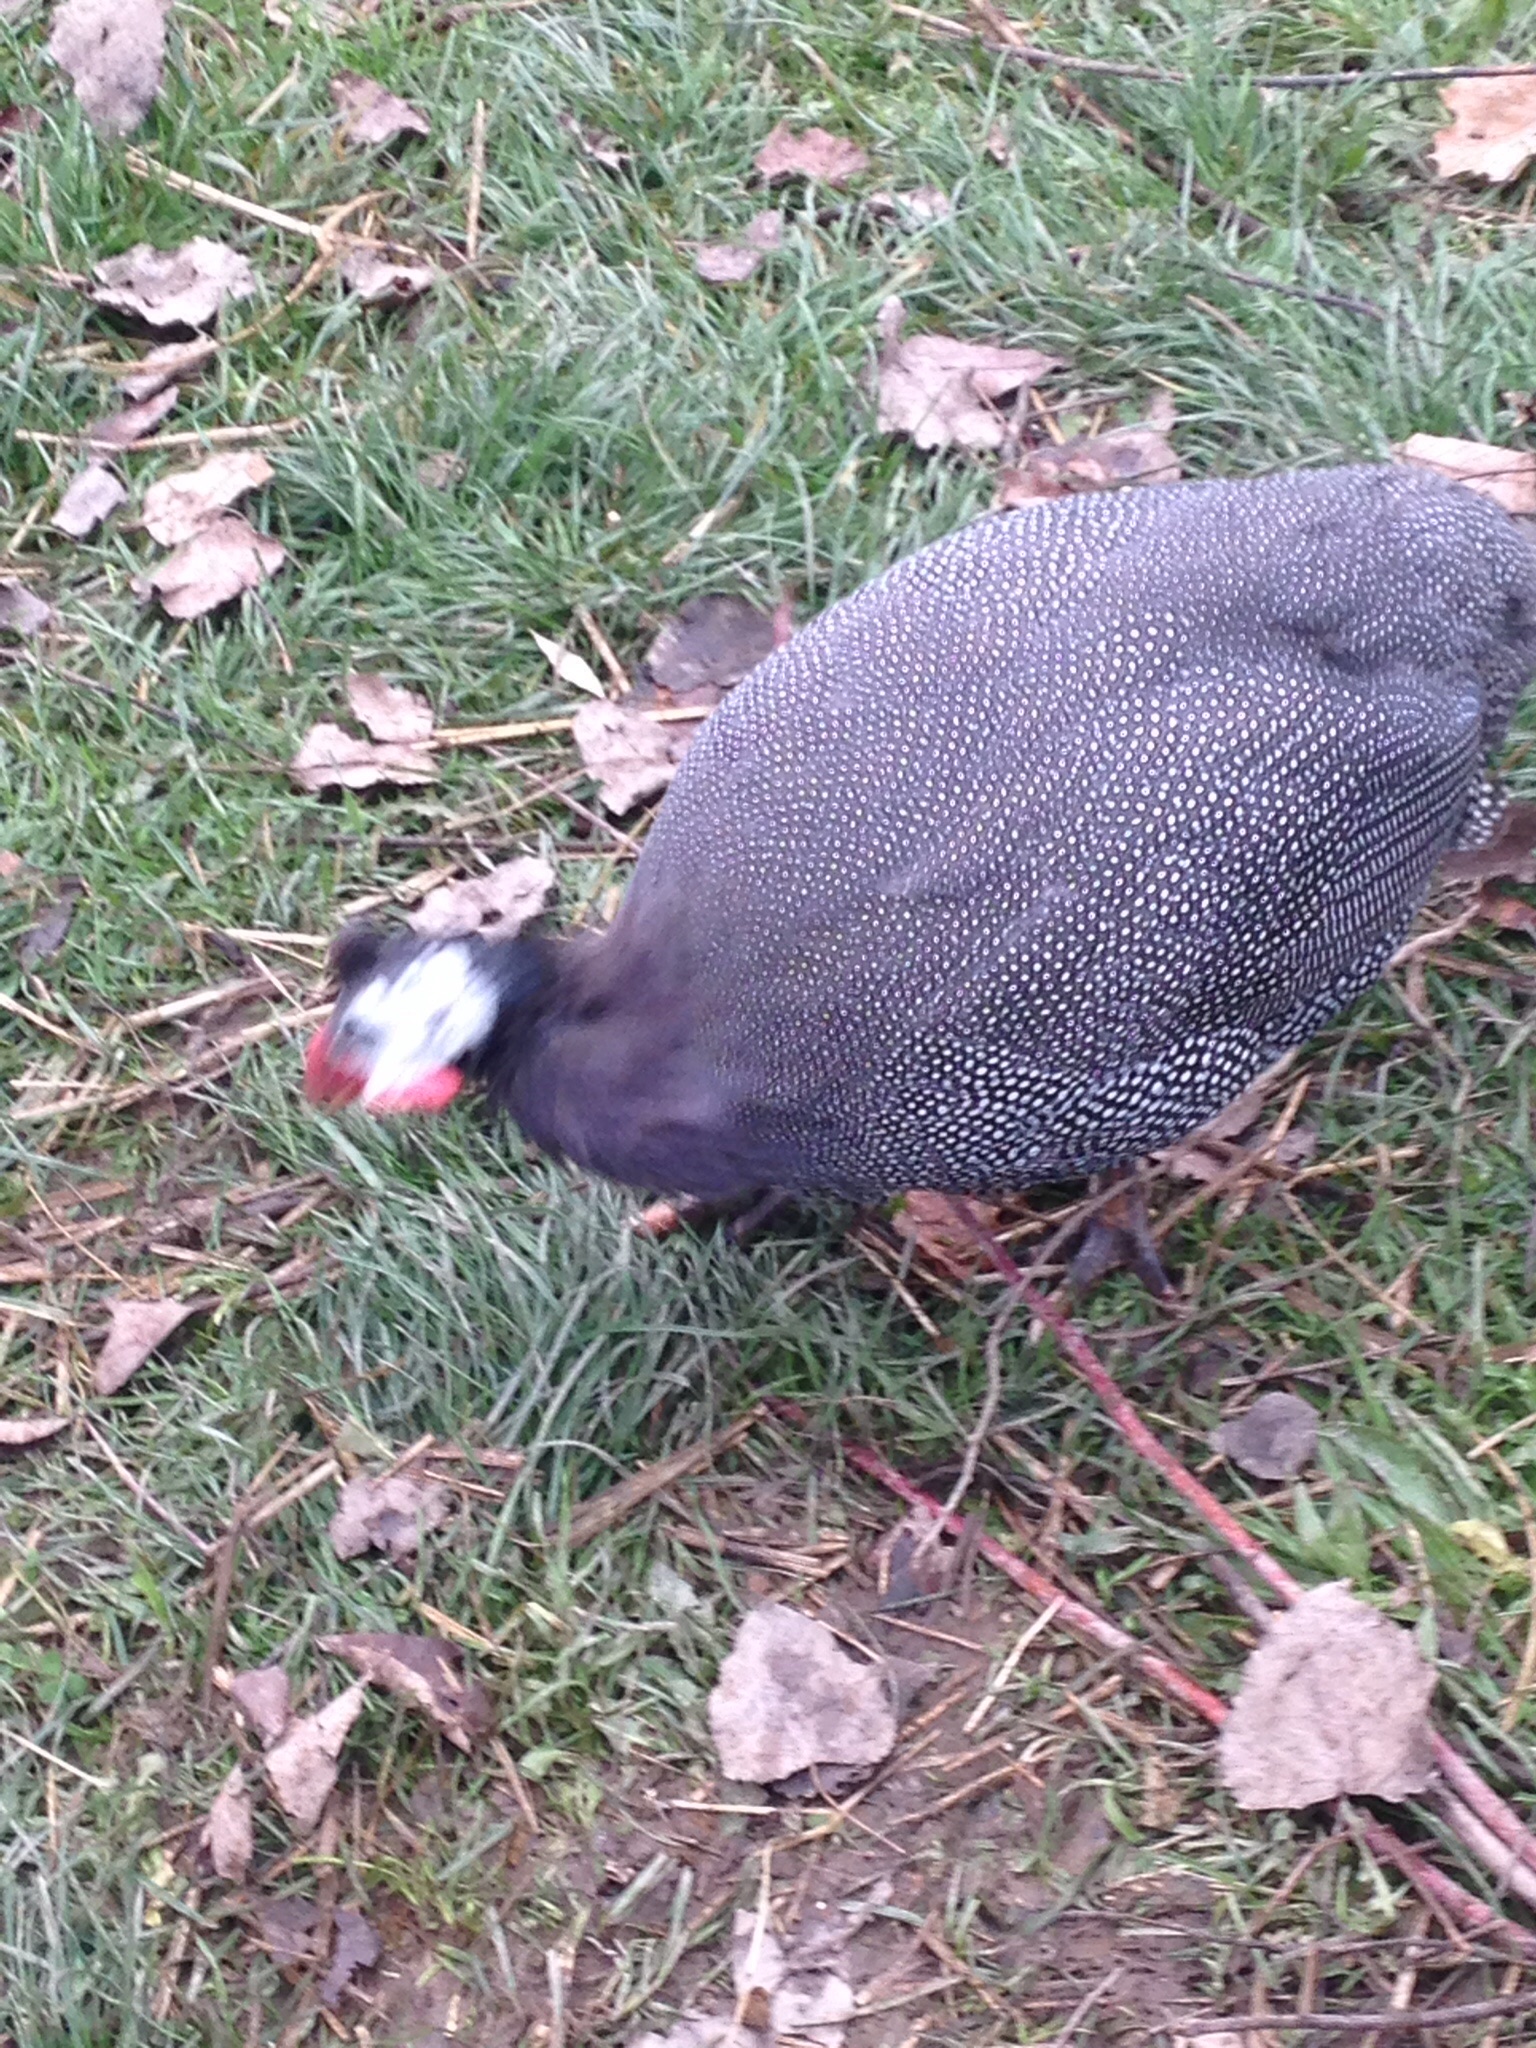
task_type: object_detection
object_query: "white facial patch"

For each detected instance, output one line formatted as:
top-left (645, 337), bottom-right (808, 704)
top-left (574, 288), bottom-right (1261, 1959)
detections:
top-left (340, 944), bottom-right (499, 1104)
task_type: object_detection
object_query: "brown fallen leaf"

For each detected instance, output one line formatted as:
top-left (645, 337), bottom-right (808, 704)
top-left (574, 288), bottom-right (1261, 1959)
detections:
top-left (755, 122), bottom-right (869, 187)
top-left (1213, 1391), bottom-right (1319, 1481)
top-left (320, 1906), bottom-right (381, 2008)
top-left (693, 242), bottom-right (763, 285)
top-left (86, 383), bottom-right (179, 451)
top-left (530, 628), bottom-right (605, 698)
top-left (251, 1896), bottom-right (323, 1966)
top-left (132, 514), bottom-right (286, 620)
top-left (52, 463), bottom-right (127, 539)
top-left (744, 209), bottom-right (783, 249)
top-left (345, 672), bottom-right (433, 745)
top-left (408, 855), bottom-right (555, 941)
top-left (892, 1189), bottom-right (1001, 1279)
top-left (142, 452), bottom-right (273, 546)
top-left (708, 1604), bottom-right (897, 1785)
top-left (875, 296), bottom-right (1062, 454)
top-left (120, 341), bottom-right (197, 401)
top-left (867, 184), bottom-right (952, 225)
top-left (998, 395), bottom-right (1180, 503)
top-left (985, 120), bottom-right (1016, 166)
top-left (17, 878), bottom-right (82, 968)
top-left (47, 0), bottom-right (167, 138)
top-left (1440, 800), bottom-right (1536, 885)
top-left (91, 237), bottom-right (258, 332)
top-left (1394, 433), bottom-right (1536, 516)
top-left (290, 721), bottom-right (437, 794)
top-left (572, 700), bottom-right (681, 814)
top-left (1218, 1582), bottom-right (1436, 1809)
top-left (0, 580), bottom-right (52, 636)
top-left (0, 1413), bottom-right (70, 1451)
top-left (263, 1682), bottom-right (366, 1832)
top-left (94, 1295), bottom-right (195, 1395)
top-left (415, 450), bottom-right (464, 490)
top-left (330, 70), bottom-right (430, 146)
top-left (1431, 76), bottom-right (1536, 184)
top-left (230, 1665), bottom-right (292, 1746)
top-left (340, 248), bottom-right (435, 306)
top-left (639, 592), bottom-right (779, 709)
top-left (202, 1765), bottom-right (254, 1882)
top-left (729, 1909), bottom-right (855, 2046)
top-left (557, 111), bottom-right (631, 170)
top-left (1476, 887), bottom-right (1536, 938)
top-left (320, 1631), bottom-right (492, 1751)
top-left (327, 1471), bottom-right (450, 1563)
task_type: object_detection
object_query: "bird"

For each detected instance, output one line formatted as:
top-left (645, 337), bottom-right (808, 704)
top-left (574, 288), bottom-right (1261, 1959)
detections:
top-left (305, 464), bottom-right (1536, 1213)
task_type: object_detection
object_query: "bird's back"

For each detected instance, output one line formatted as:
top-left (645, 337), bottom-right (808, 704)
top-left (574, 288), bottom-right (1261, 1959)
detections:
top-left (528, 466), bottom-right (1536, 1198)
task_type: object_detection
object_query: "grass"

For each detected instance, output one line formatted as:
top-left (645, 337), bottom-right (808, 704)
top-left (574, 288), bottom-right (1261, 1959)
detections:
top-left (4, 0), bottom-right (1536, 2040)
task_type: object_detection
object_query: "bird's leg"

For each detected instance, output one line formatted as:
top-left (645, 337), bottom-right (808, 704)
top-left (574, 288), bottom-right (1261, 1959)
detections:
top-left (1065, 1164), bottom-right (1174, 1299)
top-left (628, 1186), bottom-right (794, 1244)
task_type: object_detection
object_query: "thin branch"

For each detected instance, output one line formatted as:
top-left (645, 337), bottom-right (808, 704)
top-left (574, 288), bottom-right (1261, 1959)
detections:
top-left (1170, 1988), bottom-right (1536, 2034)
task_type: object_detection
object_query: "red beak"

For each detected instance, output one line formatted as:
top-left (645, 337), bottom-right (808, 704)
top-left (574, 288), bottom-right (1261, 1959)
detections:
top-left (303, 1026), bottom-right (465, 1115)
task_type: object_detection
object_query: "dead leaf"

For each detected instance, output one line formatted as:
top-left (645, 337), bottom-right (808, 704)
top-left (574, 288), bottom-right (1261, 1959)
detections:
top-left (408, 855), bottom-right (555, 940)
top-left (744, 209), bottom-right (783, 249)
top-left (264, 1682), bottom-right (366, 1832)
top-left (708, 1604), bottom-right (896, 1785)
top-left (755, 122), bottom-right (869, 186)
top-left (639, 592), bottom-right (778, 710)
top-left (875, 297), bottom-right (1062, 453)
top-left (94, 1295), bottom-right (194, 1395)
top-left (892, 1189), bottom-right (1001, 1279)
top-left (142, 452), bottom-right (273, 546)
top-left (985, 120), bottom-right (1016, 166)
top-left (320, 1906), bottom-right (381, 2007)
top-left (1066, 1181), bottom-right (1173, 1297)
top-left (1441, 801), bottom-right (1536, 885)
top-left (86, 383), bottom-right (179, 450)
top-left (91, 238), bottom-right (257, 332)
top-left (320, 1631), bottom-right (492, 1752)
top-left (330, 70), bottom-right (429, 146)
top-left (132, 514), bottom-right (286, 620)
top-left (1213, 1391), bottom-right (1319, 1481)
top-left (571, 700), bottom-right (680, 814)
top-left (693, 241), bottom-right (763, 284)
top-left (0, 580), bottom-right (52, 636)
top-left (730, 1909), bottom-right (855, 2047)
top-left (0, 850), bottom-right (25, 881)
top-left (340, 248), bottom-right (435, 305)
top-left (415, 449), bottom-right (464, 490)
top-left (1394, 434), bottom-right (1536, 516)
top-left (52, 463), bottom-right (127, 538)
top-left (327, 1472), bottom-right (450, 1563)
top-left (18, 878), bottom-right (82, 968)
top-left (1218, 1582), bottom-right (1436, 1808)
top-left (999, 394), bottom-right (1179, 503)
top-left (867, 184), bottom-right (952, 224)
top-left (202, 1765), bottom-right (254, 1881)
top-left (0, 1413), bottom-right (69, 1451)
top-left (251, 1896), bottom-right (322, 1965)
top-left (290, 722), bottom-right (437, 793)
top-left (47, 0), bottom-right (166, 137)
top-left (1476, 887), bottom-right (1536, 938)
top-left (120, 341), bottom-right (196, 400)
top-left (230, 1665), bottom-right (292, 1746)
top-left (531, 628), bottom-right (605, 698)
top-left (1431, 76), bottom-right (1536, 184)
top-left (557, 111), bottom-right (630, 169)
top-left (345, 673), bottom-right (433, 745)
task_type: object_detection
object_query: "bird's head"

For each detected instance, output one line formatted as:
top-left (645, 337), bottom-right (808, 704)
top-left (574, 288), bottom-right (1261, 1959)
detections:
top-left (304, 922), bottom-right (547, 1115)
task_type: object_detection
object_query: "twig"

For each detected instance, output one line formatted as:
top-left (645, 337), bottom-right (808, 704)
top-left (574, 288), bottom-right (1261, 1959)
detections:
top-left (1169, 1990), bottom-right (1536, 2034)
top-left (889, 7), bottom-right (1536, 88)
top-left (465, 99), bottom-right (487, 262)
top-left (1214, 265), bottom-right (1387, 322)
top-left (16, 420), bottom-right (307, 452)
top-left (563, 1407), bottom-right (763, 1548)
top-left (912, 1277), bottom-right (1020, 1562)
top-left (79, 1418), bottom-right (212, 1558)
top-left (430, 704), bottom-right (709, 749)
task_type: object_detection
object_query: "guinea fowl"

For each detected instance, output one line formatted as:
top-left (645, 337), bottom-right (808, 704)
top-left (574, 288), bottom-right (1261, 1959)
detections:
top-left (306, 465), bottom-right (1536, 1208)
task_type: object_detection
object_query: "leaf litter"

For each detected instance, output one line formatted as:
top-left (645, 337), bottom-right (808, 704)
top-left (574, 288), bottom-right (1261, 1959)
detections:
top-left (52, 463), bottom-right (127, 538)
top-left (1431, 76), bottom-right (1536, 184)
top-left (201, 1766), bottom-right (254, 1882)
top-left (263, 1681), bottom-right (367, 1832)
top-left (754, 123), bottom-right (869, 186)
top-left (47, 0), bottom-right (166, 138)
top-left (997, 391), bottom-right (1181, 503)
top-left (0, 1413), bottom-right (70, 1451)
top-left (1218, 1582), bottom-right (1436, 1808)
top-left (0, 581), bottom-right (53, 636)
top-left (531, 627), bottom-right (606, 698)
top-left (875, 296), bottom-right (1062, 453)
top-left (327, 1471), bottom-right (450, 1563)
top-left (1394, 433), bottom-right (1536, 515)
top-left (1213, 1390), bottom-right (1319, 1481)
top-left (320, 1907), bottom-right (381, 2007)
top-left (320, 1631), bottom-right (492, 1751)
top-left (346, 672), bottom-right (434, 745)
top-left (572, 700), bottom-right (686, 814)
top-left (330, 70), bottom-right (430, 147)
top-left (141, 452), bottom-right (273, 546)
top-left (639, 592), bottom-right (780, 708)
top-left (17, 878), bottom-right (82, 968)
top-left (86, 382), bottom-right (179, 451)
top-left (132, 514), bottom-right (286, 620)
top-left (408, 855), bottom-right (555, 940)
top-left (229, 1665), bottom-right (292, 1746)
top-left (707, 1604), bottom-right (897, 1785)
top-left (340, 248), bottom-right (435, 306)
top-left (94, 1294), bottom-right (195, 1395)
top-left (91, 238), bottom-right (258, 332)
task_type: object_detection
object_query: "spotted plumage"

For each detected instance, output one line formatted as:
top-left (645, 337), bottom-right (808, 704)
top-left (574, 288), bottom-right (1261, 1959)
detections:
top-left (312, 464), bottom-right (1536, 1203)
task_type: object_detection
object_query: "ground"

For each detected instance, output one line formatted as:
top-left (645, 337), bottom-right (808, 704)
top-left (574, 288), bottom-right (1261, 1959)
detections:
top-left (4, 0), bottom-right (1536, 2042)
